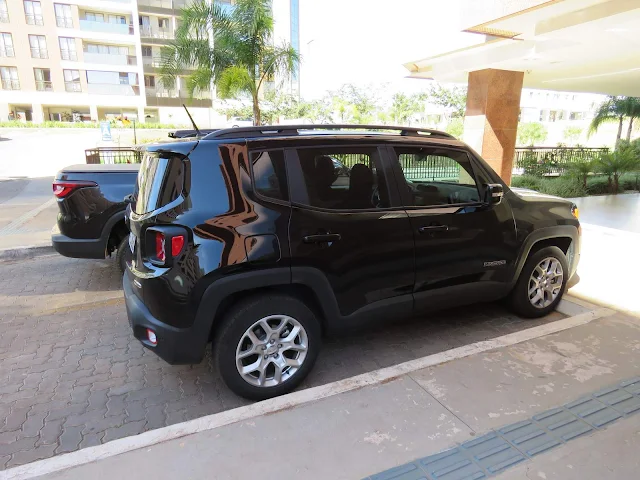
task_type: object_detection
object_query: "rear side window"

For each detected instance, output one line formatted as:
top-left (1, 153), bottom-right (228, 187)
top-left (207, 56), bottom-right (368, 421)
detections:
top-left (134, 152), bottom-right (185, 214)
top-left (251, 150), bottom-right (288, 201)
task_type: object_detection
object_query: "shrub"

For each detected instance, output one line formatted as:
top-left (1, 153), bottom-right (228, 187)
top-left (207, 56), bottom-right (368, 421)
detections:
top-left (512, 176), bottom-right (586, 198)
top-left (511, 175), bottom-right (542, 191)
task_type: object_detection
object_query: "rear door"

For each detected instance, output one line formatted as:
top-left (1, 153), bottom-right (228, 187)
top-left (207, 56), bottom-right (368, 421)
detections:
top-left (287, 141), bottom-right (416, 324)
top-left (389, 144), bottom-right (517, 310)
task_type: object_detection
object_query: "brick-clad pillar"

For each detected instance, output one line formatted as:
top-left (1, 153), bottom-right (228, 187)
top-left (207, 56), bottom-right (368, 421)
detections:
top-left (463, 69), bottom-right (524, 185)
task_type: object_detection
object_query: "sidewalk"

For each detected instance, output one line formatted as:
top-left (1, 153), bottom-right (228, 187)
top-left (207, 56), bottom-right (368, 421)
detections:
top-left (0, 177), bottom-right (56, 253)
top-left (5, 298), bottom-right (639, 480)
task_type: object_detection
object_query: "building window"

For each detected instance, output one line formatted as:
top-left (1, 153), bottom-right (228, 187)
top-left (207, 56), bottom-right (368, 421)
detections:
top-left (34, 68), bottom-right (52, 91)
top-left (141, 46), bottom-right (152, 57)
top-left (0, 66), bottom-right (19, 90)
top-left (144, 75), bottom-right (155, 87)
top-left (0, 32), bottom-right (13, 57)
top-left (87, 70), bottom-right (137, 86)
top-left (0, 0), bottom-right (9, 23)
top-left (29, 35), bottom-right (48, 59)
top-left (54, 4), bottom-right (73, 28)
top-left (59, 37), bottom-right (77, 61)
top-left (64, 69), bottom-right (81, 92)
top-left (24, 1), bottom-right (43, 25)
top-left (569, 112), bottom-right (585, 121)
top-left (158, 18), bottom-right (169, 29)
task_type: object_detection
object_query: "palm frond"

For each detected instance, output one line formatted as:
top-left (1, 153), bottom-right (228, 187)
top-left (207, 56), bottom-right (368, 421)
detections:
top-left (215, 65), bottom-right (255, 99)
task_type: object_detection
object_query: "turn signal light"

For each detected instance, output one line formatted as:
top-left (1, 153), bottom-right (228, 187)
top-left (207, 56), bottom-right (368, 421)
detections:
top-left (571, 205), bottom-right (579, 219)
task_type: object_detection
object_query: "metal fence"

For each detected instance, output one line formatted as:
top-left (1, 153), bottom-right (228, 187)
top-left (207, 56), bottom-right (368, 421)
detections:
top-left (334, 153), bottom-right (460, 181)
top-left (85, 148), bottom-right (141, 165)
top-left (514, 147), bottom-right (609, 176)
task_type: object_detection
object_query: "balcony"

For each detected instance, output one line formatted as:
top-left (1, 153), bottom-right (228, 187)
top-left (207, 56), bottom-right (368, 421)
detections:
top-left (56, 16), bottom-right (73, 28)
top-left (25, 14), bottom-right (44, 25)
top-left (35, 81), bottom-right (53, 92)
top-left (87, 83), bottom-right (139, 95)
top-left (84, 52), bottom-right (137, 65)
top-left (145, 86), bottom-right (211, 107)
top-left (142, 56), bottom-right (163, 67)
top-left (31, 48), bottom-right (49, 59)
top-left (140, 26), bottom-right (173, 39)
top-left (65, 81), bottom-right (82, 92)
top-left (1, 80), bottom-right (20, 90)
top-left (79, 20), bottom-right (133, 35)
top-left (60, 50), bottom-right (78, 61)
top-left (0, 46), bottom-right (14, 57)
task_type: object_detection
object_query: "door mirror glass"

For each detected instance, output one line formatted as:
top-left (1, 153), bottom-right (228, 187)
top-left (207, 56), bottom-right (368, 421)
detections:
top-left (485, 183), bottom-right (504, 205)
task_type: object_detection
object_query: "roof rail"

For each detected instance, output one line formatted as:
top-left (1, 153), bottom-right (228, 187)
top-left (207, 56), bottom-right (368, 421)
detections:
top-left (168, 128), bottom-right (218, 139)
top-left (203, 124), bottom-right (455, 140)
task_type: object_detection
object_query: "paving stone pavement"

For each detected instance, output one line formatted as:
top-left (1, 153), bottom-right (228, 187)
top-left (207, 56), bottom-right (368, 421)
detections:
top-left (0, 254), bottom-right (565, 470)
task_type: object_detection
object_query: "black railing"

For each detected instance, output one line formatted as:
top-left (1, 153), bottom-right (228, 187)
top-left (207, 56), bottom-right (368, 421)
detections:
top-left (334, 153), bottom-right (460, 181)
top-left (85, 147), bottom-right (141, 164)
top-left (514, 147), bottom-right (609, 176)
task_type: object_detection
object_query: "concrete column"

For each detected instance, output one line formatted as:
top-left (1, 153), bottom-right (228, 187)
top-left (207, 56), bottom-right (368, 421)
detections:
top-left (463, 69), bottom-right (524, 185)
top-left (0, 103), bottom-right (9, 121)
top-left (137, 106), bottom-right (146, 124)
top-left (90, 105), bottom-right (99, 122)
top-left (31, 104), bottom-right (44, 123)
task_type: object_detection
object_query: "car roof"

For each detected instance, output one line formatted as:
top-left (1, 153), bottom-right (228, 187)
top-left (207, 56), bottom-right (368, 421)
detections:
top-left (201, 124), bottom-right (458, 143)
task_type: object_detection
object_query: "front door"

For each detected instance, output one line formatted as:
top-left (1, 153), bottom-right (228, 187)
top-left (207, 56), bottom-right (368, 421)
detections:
top-left (287, 142), bottom-right (416, 324)
top-left (389, 145), bottom-right (517, 311)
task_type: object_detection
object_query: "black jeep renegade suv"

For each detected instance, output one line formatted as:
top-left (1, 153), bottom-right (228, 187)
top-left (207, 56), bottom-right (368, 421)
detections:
top-left (124, 125), bottom-right (580, 400)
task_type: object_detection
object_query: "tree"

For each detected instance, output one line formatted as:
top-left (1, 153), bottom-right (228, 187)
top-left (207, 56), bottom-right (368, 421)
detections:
top-left (424, 84), bottom-right (467, 118)
top-left (567, 159), bottom-right (596, 189)
top-left (160, 0), bottom-right (299, 125)
top-left (589, 96), bottom-right (640, 146)
top-left (596, 148), bottom-right (640, 194)
top-left (389, 93), bottom-right (422, 125)
top-left (445, 117), bottom-right (464, 139)
top-left (563, 126), bottom-right (582, 145)
top-left (517, 122), bottom-right (548, 146)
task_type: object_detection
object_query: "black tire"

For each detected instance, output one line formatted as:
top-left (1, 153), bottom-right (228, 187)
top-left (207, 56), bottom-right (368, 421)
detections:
top-left (215, 294), bottom-right (321, 401)
top-left (510, 246), bottom-right (568, 318)
top-left (115, 236), bottom-right (129, 274)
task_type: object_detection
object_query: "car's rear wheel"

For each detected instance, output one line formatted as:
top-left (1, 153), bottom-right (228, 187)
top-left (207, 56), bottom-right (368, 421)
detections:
top-left (115, 236), bottom-right (128, 274)
top-left (510, 246), bottom-right (568, 318)
top-left (215, 295), bottom-right (321, 400)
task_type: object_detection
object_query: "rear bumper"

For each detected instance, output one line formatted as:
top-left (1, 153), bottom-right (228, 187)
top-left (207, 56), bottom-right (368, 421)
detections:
top-left (123, 271), bottom-right (207, 365)
top-left (51, 227), bottom-right (106, 259)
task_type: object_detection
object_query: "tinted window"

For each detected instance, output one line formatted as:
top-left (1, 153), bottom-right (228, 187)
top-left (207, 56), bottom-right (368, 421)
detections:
top-left (394, 147), bottom-right (480, 206)
top-left (251, 150), bottom-right (288, 201)
top-left (293, 146), bottom-right (389, 210)
top-left (134, 153), bottom-right (184, 214)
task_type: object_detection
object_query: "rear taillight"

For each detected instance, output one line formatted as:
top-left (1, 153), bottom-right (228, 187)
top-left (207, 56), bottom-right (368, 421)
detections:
top-left (52, 180), bottom-right (97, 199)
top-left (155, 232), bottom-right (166, 262)
top-left (171, 235), bottom-right (185, 256)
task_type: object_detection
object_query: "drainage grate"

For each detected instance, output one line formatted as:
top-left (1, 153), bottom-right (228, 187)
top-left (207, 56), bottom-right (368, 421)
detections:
top-left (364, 377), bottom-right (640, 480)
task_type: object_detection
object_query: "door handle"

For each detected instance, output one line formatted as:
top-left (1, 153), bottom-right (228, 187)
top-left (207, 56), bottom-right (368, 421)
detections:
top-left (303, 233), bottom-right (341, 244)
top-left (418, 225), bottom-right (449, 233)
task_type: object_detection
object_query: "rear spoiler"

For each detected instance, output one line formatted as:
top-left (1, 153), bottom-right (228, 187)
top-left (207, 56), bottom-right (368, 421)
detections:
top-left (168, 129), bottom-right (218, 139)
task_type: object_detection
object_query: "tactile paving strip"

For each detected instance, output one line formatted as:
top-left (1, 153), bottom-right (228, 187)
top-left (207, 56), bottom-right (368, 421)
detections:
top-left (364, 377), bottom-right (640, 480)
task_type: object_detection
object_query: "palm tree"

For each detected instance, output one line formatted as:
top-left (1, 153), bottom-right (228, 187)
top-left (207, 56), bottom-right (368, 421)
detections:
top-left (596, 149), bottom-right (640, 194)
top-left (567, 159), bottom-right (596, 189)
top-left (589, 96), bottom-right (640, 146)
top-left (160, 0), bottom-right (299, 125)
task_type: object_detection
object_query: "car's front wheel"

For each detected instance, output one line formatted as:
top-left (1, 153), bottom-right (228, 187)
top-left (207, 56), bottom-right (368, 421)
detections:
top-left (215, 295), bottom-right (321, 400)
top-left (510, 245), bottom-right (569, 318)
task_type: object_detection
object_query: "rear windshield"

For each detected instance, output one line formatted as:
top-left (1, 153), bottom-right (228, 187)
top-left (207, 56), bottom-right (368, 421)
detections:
top-left (134, 152), bottom-right (185, 214)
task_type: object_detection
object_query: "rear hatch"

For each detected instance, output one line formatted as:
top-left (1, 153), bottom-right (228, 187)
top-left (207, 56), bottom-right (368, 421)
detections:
top-left (128, 146), bottom-right (192, 274)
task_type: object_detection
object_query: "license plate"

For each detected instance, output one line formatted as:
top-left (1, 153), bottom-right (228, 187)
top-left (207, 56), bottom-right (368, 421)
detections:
top-left (129, 232), bottom-right (136, 253)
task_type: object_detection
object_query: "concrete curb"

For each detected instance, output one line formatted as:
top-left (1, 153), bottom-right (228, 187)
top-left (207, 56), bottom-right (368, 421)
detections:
top-left (0, 244), bottom-right (55, 261)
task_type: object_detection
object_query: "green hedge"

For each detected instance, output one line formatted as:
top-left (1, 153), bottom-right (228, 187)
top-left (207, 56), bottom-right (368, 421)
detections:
top-left (0, 121), bottom-right (185, 129)
top-left (512, 174), bottom-right (640, 198)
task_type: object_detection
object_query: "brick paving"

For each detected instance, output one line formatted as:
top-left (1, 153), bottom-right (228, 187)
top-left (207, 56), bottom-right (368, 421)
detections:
top-left (0, 254), bottom-right (565, 469)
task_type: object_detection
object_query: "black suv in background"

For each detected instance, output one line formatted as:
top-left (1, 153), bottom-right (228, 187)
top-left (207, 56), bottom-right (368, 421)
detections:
top-left (124, 125), bottom-right (580, 400)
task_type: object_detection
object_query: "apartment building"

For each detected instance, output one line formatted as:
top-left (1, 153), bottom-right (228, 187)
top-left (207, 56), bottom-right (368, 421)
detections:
top-left (0, 0), bottom-right (213, 125)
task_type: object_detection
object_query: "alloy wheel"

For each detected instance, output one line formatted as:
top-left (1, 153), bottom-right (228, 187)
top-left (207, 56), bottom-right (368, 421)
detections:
top-left (528, 257), bottom-right (564, 309)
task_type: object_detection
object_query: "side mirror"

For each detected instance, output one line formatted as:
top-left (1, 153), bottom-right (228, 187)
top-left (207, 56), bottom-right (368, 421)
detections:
top-left (485, 183), bottom-right (504, 205)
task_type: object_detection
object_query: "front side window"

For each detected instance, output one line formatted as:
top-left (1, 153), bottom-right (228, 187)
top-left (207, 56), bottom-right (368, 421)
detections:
top-left (29, 34), bottom-right (48, 59)
top-left (393, 146), bottom-right (480, 207)
top-left (0, 32), bottom-right (13, 57)
top-left (292, 146), bottom-right (390, 210)
top-left (24, 0), bottom-right (43, 25)
top-left (54, 3), bottom-right (72, 27)
top-left (59, 37), bottom-right (77, 60)
top-left (0, 66), bottom-right (19, 90)
top-left (251, 150), bottom-right (288, 201)
top-left (34, 67), bottom-right (51, 91)
top-left (63, 69), bottom-right (80, 92)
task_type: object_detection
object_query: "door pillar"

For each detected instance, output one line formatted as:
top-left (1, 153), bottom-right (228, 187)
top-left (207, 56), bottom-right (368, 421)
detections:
top-left (463, 69), bottom-right (524, 185)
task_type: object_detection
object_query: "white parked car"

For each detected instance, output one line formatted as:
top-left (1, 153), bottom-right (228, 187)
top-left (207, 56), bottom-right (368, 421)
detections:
top-left (225, 117), bottom-right (253, 128)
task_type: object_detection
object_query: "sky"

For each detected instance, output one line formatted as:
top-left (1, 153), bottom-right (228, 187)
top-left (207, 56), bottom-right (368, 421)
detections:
top-left (294, 0), bottom-right (482, 99)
